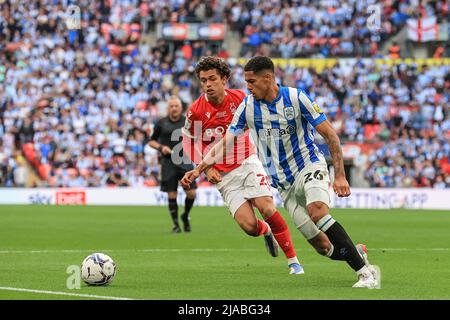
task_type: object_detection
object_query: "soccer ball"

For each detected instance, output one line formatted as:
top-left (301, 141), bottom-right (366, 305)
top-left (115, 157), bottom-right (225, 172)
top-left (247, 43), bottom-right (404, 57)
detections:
top-left (81, 253), bottom-right (116, 286)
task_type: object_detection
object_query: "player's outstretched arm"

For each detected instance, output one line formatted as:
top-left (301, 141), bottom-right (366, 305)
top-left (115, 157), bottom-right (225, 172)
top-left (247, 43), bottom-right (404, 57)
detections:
top-left (315, 119), bottom-right (351, 197)
top-left (181, 131), bottom-right (235, 187)
top-left (198, 130), bottom-right (236, 173)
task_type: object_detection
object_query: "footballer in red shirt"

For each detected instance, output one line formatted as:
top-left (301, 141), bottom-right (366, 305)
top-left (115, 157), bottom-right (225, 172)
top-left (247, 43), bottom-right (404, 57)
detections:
top-left (182, 56), bottom-right (304, 274)
top-left (183, 88), bottom-right (253, 172)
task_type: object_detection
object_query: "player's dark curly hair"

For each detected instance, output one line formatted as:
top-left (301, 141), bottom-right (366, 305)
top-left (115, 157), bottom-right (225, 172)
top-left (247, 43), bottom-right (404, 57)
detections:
top-left (244, 56), bottom-right (275, 74)
top-left (194, 56), bottom-right (231, 79)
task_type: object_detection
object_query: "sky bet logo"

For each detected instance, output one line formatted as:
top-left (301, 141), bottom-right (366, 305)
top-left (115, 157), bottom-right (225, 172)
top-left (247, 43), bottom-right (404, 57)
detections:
top-left (261, 125), bottom-right (296, 138)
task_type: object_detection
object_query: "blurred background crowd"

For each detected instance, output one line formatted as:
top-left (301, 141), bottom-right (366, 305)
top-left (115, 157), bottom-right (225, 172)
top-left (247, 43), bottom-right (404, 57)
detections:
top-left (0, 0), bottom-right (449, 188)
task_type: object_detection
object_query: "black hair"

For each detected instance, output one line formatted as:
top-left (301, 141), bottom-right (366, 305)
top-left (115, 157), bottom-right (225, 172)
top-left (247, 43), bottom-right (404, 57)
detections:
top-left (244, 56), bottom-right (275, 74)
top-left (194, 56), bottom-right (231, 79)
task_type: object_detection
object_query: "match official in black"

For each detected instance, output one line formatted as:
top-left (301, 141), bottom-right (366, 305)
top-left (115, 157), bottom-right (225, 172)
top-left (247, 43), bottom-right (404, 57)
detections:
top-left (149, 96), bottom-right (197, 233)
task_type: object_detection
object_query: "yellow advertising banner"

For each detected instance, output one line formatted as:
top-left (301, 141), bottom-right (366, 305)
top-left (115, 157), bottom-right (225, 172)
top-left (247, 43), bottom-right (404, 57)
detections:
top-left (238, 58), bottom-right (450, 72)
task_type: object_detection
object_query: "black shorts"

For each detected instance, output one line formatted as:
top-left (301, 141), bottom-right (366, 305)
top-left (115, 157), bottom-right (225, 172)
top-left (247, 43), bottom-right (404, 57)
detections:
top-left (160, 161), bottom-right (197, 192)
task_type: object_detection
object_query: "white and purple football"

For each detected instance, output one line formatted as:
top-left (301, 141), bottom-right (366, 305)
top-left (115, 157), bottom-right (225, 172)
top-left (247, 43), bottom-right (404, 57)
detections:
top-left (81, 253), bottom-right (116, 286)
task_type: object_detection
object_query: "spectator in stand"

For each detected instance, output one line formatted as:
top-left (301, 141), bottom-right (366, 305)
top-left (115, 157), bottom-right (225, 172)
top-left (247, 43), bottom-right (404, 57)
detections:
top-left (389, 41), bottom-right (401, 59)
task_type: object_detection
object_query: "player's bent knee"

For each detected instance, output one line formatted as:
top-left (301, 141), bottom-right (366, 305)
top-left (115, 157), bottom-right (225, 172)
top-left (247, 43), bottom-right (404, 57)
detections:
top-left (307, 201), bottom-right (329, 223)
top-left (253, 197), bottom-right (276, 218)
top-left (257, 205), bottom-right (276, 219)
top-left (307, 201), bottom-right (327, 212)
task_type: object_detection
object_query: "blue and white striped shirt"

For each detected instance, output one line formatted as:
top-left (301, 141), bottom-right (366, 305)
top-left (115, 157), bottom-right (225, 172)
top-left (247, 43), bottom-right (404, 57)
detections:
top-left (229, 86), bottom-right (327, 190)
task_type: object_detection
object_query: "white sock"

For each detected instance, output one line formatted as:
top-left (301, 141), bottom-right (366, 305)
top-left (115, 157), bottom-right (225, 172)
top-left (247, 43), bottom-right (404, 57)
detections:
top-left (287, 257), bottom-right (299, 265)
top-left (264, 222), bottom-right (271, 235)
top-left (315, 214), bottom-right (335, 232)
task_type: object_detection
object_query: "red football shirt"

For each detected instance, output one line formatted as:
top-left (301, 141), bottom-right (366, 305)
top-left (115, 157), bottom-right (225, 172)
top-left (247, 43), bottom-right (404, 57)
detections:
top-left (182, 89), bottom-right (255, 173)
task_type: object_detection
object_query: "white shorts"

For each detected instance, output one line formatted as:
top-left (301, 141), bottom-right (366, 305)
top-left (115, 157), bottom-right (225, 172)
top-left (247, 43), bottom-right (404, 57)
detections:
top-left (216, 154), bottom-right (273, 216)
top-left (279, 161), bottom-right (331, 240)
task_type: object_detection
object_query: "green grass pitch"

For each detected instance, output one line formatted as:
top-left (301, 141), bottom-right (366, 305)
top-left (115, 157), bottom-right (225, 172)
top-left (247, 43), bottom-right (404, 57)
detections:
top-left (0, 205), bottom-right (449, 300)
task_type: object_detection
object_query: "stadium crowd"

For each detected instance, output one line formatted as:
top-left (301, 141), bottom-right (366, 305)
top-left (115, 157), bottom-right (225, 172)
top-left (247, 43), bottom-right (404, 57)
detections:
top-left (224, 0), bottom-right (448, 58)
top-left (0, 0), bottom-right (448, 189)
top-left (364, 128), bottom-right (449, 188)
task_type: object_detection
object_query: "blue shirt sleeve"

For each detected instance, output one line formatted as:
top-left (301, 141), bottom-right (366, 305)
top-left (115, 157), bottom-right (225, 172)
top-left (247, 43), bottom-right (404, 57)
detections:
top-left (228, 99), bottom-right (248, 136)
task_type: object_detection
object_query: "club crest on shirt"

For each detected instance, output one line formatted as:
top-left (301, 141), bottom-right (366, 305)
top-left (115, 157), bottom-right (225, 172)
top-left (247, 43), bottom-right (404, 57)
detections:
top-left (284, 106), bottom-right (295, 121)
top-left (312, 102), bottom-right (323, 114)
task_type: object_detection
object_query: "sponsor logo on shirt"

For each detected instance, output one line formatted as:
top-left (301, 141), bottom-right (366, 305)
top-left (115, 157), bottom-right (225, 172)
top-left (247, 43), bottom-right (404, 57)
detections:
top-left (204, 125), bottom-right (228, 138)
top-left (261, 125), bottom-right (296, 138)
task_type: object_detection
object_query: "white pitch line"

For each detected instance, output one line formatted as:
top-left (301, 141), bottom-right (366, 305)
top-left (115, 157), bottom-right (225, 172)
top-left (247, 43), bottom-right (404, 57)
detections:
top-left (0, 248), bottom-right (448, 254)
top-left (0, 286), bottom-right (136, 300)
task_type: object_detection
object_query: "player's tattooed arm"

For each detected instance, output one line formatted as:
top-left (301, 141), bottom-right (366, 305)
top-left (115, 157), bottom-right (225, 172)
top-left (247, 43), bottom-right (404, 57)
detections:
top-left (315, 119), bottom-right (345, 176)
top-left (315, 119), bottom-right (350, 197)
